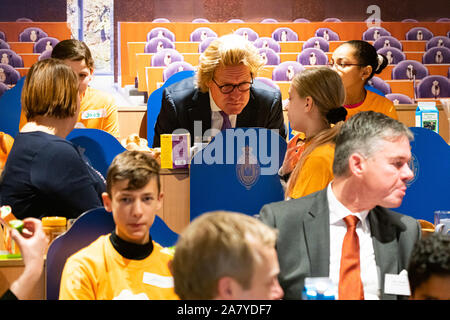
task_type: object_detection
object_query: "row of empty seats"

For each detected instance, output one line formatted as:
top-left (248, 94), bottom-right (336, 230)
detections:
top-left (152, 17), bottom-right (450, 23)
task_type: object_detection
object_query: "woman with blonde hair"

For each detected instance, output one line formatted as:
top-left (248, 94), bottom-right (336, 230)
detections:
top-left (279, 67), bottom-right (347, 199)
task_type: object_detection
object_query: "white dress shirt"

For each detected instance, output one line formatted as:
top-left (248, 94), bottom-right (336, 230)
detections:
top-left (209, 91), bottom-right (237, 136)
top-left (327, 182), bottom-right (380, 300)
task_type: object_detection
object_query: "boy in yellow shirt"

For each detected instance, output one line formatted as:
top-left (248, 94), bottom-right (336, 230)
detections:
top-left (59, 151), bottom-right (178, 300)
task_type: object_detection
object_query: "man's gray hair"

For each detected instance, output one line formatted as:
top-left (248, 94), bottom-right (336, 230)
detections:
top-left (333, 111), bottom-right (414, 177)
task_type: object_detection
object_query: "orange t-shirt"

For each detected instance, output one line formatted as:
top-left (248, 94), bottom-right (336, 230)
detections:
top-left (0, 131), bottom-right (14, 170)
top-left (345, 90), bottom-right (398, 120)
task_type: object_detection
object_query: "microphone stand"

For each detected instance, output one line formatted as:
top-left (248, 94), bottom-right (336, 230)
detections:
top-left (412, 69), bottom-right (417, 104)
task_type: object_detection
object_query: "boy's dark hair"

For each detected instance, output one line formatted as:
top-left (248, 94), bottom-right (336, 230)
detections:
top-left (51, 39), bottom-right (95, 70)
top-left (408, 233), bottom-right (450, 294)
top-left (106, 151), bottom-right (161, 195)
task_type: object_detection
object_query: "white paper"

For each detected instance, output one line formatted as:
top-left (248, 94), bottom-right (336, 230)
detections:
top-left (384, 270), bottom-right (411, 296)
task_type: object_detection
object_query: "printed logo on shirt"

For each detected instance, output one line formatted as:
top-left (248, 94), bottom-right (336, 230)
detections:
top-left (113, 289), bottom-right (149, 300)
top-left (81, 108), bottom-right (106, 119)
top-left (142, 272), bottom-right (174, 288)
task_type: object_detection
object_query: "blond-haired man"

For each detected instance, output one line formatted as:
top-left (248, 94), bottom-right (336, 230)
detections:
top-left (153, 34), bottom-right (286, 147)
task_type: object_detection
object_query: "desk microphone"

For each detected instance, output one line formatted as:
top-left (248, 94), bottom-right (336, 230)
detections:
top-left (412, 69), bottom-right (417, 104)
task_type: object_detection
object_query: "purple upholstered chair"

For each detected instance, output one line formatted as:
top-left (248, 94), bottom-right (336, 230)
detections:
top-left (190, 27), bottom-right (218, 42)
top-left (0, 31), bottom-right (5, 42)
top-left (373, 36), bottom-right (403, 51)
top-left (416, 75), bottom-right (450, 98)
top-left (227, 19), bottom-right (244, 23)
top-left (19, 27), bottom-right (48, 42)
top-left (254, 77), bottom-right (280, 91)
top-left (362, 27), bottom-right (391, 41)
top-left (272, 27), bottom-right (298, 42)
top-left (151, 49), bottom-right (183, 67)
top-left (426, 36), bottom-right (450, 50)
top-left (0, 63), bottom-right (21, 85)
top-left (377, 47), bottom-right (405, 65)
top-left (401, 19), bottom-right (418, 22)
top-left (258, 48), bottom-right (280, 66)
top-left (146, 27), bottom-right (175, 42)
top-left (198, 37), bottom-right (217, 53)
top-left (272, 61), bottom-right (305, 81)
top-left (192, 18), bottom-right (210, 23)
top-left (145, 37), bottom-right (175, 53)
top-left (392, 60), bottom-right (429, 80)
top-left (323, 18), bottom-right (342, 22)
top-left (152, 18), bottom-right (170, 23)
top-left (38, 49), bottom-right (53, 61)
top-left (422, 47), bottom-right (450, 64)
top-left (261, 18), bottom-right (278, 23)
top-left (234, 28), bottom-right (259, 42)
top-left (297, 48), bottom-right (328, 66)
top-left (16, 18), bottom-right (33, 22)
top-left (315, 28), bottom-right (340, 41)
top-left (406, 27), bottom-right (434, 41)
top-left (163, 61), bottom-right (195, 82)
top-left (385, 93), bottom-right (414, 104)
top-left (0, 39), bottom-right (9, 50)
top-left (302, 37), bottom-right (329, 52)
top-left (0, 82), bottom-right (9, 98)
top-left (254, 37), bottom-right (281, 53)
top-left (0, 49), bottom-right (24, 67)
top-left (367, 76), bottom-right (392, 95)
top-left (33, 37), bottom-right (59, 54)
top-left (436, 18), bottom-right (450, 22)
top-left (293, 18), bottom-right (310, 23)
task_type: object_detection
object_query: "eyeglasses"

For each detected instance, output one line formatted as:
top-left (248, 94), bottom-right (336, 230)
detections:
top-left (328, 60), bottom-right (365, 70)
top-left (212, 77), bottom-right (253, 94)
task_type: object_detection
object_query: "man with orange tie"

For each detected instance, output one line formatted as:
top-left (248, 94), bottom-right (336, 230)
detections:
top-left (259, 111), bottom-right (421, 300)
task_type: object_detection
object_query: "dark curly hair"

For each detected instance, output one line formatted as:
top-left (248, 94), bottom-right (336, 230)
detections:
top-left (408, 233), bottom-right (450, 294)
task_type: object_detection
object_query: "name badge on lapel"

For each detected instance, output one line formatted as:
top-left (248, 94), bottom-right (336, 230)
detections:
top-left (384, 269), bottom-right (411, 296)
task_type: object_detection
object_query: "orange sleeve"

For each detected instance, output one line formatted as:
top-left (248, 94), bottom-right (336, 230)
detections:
top-left (0, 132), bottom-right (14, 169)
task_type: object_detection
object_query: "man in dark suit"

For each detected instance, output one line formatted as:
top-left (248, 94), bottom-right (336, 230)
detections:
top-left (152, 34), bottom-right (286, 147)
top-left (259, 111), bottom-right (421, 300)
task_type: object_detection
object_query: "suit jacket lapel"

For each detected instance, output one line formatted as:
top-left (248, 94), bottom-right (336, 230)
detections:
top-left (303, 190), bottom-right (330, 277)
top-left (368, 207), bottom-right (399, 300)
top-left (187, 89), bottom-right (211, 136)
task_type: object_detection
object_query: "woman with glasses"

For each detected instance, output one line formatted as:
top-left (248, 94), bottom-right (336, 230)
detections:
top-left (280, 67), bottom-right (347, 199)
top-left (330, 40), bottom-right (398, 120)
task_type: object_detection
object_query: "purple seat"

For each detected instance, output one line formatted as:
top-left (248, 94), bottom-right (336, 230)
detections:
top-left (33, 37), bottom-right (59, 54)
top-left (19, 27), bottom-right (48, 42)
top-left (272, 61), bottom-right (305, 81)
top-left (426, 36), bottom-right (450, 50)
top-left (151, 48), bottom-right (183, 67)
top-left (152, 18), bottom-right (170, 23)
top-left (422, 47), bottom-right (450, 64)
top-left (192, 18), bottom-right (209, 23)
top-left (234, 28), bottom-right (259, 42)
top-left (38, 49), bottom-right (53, 61)
top-left (392, 60), bottom-right (429, 80)
top-left (402, 19), bottom-right (418, 22)
top-left (0, 31), bottom-right (5, 42)
top-left (0, 39), bottom-right (9, 50)
top-left (253, 37), bottom-right (281, 53)
top-left (297, 48), bottom-right (328, 66)
top-left (436, 18), bottom-right (450, 22)
top-left (145, 37), bottom-right (175, 53)
top-left (315, 28), bottom-right (340, 41)
top-left (362, 27), bottom-right (391, 41)
top-left (0, 82), bottom-right (9, 98)
top-left (406, 27), bottom-right (434, 41)
top-left (367, 76), bottom-right (391, 95)
top-left (302, 37), bottom-right (329, 52)
top-left (16, 18), bottom-right (33, 22)
top-left (323, 18), bottom-right (342, 22)
top-left (190, 27), bottom-right (218, 42)
top-left (146, 27), bottom-right (175, 42)
top-left (198, 37), bottom-right (217, 53)
top-left (0, 49), bottom-right (24, 67)
top-left (377, 47), bottom-right (405, 65)
top-left (272, 27), bottom-right (298, 42)
top-left (163, 61), bottom-right (195, 82)
top-left (258, 48), bottom-right (280, 66)
top-left (0, 63), bottom-right (20, 85)
top-left (416, 75), bottom-right (450, 98)
top-left (293, 18), bottom-right (310, 23)
top-left (385, 93), bottom-right (414, 105)
top-left (254, 77), bottom-right (280, 90)
top-left (261, 18), bottom-right (278, 23)
top-left (227, 19), bottom-right (244, 23)
top-left (373, 36), bottom-right (403, 51)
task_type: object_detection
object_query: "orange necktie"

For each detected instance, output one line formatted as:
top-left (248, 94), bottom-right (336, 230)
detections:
top-left (339, 215), bottom-right (364, 300)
